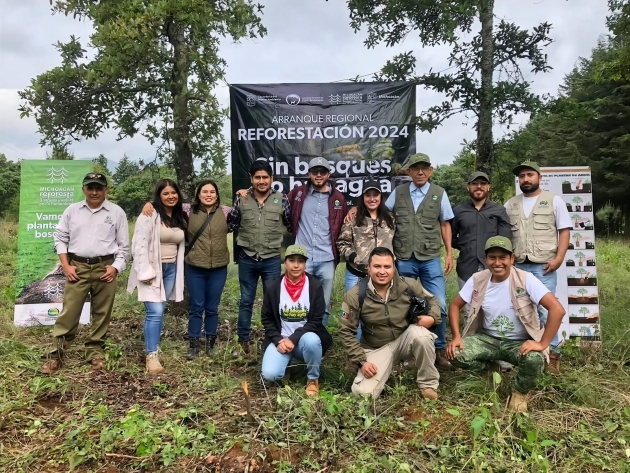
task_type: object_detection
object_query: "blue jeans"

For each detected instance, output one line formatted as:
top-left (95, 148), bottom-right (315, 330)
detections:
top-left (261, 332), bottom-right (323, 381)
top-left (185, 264), bottom-right (228, 339)
top-left (306, 260), bottom-right (335, 326)
top-left (238, 252), bottom-right (281, 341)
top-left (144, 263), bottom-right (177, 353)
top-left (345, 269), bottom-right (363, 340)
top-left (396, 256), bottom-right (447, 350)
top-left (516, 262), bottom-right (560, 352)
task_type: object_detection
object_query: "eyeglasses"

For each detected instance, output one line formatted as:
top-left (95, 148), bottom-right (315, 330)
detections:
top-left (309, 168), bottom-right (329, 176)
top-left (469, 181), bottom-right (489, 187)
top-left (409, 166), bottom-right (431, 174)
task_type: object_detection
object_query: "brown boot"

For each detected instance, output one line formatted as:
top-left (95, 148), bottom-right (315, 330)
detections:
top-left (146, 352), bottom-right (164, 374)
top-left (420, 387), bottom-right (439, 400)
top-left (508, 391), bottom-right (528, 412)
top-left (305, 379), bottom-right (319, 397)
top-left (435, 348), bottom-right (454, 372)
top-left (545, 352), bottom-right (560, 376)
top-left (232, 341), bottom-right (251, 358)
top-left (41, 359), bottom-right (61, 374)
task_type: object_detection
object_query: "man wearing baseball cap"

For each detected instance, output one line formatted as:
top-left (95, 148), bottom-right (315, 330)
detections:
top-left (504, 161), bottom-right (572, 375)
top-left (447, 236), bottom-right (565, 412)
top-left (260, 245), bottom-right (332, 397)
top-left (41, 173), bottom-right (130, 374)
top-left (286, 157), bottom-right (347, 326)
top-left (452, 171), bottom-right (511, 289)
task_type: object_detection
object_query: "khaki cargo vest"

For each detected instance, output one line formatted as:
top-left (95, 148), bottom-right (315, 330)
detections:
top-left (392, 183), bottom-right (444, 261)
top-left (236, 191), bottom-right (284, 259)
top-left (463, 267), bottom-right (549, 361)
top-left (505, 190), bottom-right (558, 263)
top-left (185, 208), bottom-right (229, 269)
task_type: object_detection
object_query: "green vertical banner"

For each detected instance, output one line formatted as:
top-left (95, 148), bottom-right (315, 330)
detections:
top-left (14, 160), bottom-right (93, 326)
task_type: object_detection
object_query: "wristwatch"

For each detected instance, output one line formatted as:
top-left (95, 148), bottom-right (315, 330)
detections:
top-left (358, 360), bottom-right (366, 368)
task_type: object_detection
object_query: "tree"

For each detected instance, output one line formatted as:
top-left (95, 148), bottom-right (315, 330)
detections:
top-left (347, 0), bottom-right (553, 172)
top-left (0, 154), bottom-right (21, 219)
top-left (19, 0), bottom-right (266, 197)
top-left (93, 154), bottom-right (112, 180)
top-left (112, 155), bottom-right (142, 187)
top-left (577, 288), bottom-right (588, 296)
top-left (579, 306), bottom-right (590, 316)
top-left (46, 143), bottom-right (74, 160)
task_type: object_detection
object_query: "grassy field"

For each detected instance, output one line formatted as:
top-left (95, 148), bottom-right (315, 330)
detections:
top-left (1, 219), bottom-right (630, 472)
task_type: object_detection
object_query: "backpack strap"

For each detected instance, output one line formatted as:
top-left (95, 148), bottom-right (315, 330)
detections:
top-left (400, 276), bottom-right (416, 300)
top-left (357, 276), bottom-right (369, 319)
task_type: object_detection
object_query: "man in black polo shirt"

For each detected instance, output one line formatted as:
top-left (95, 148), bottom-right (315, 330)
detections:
top-left (451, 172), bottom-right (512, 288)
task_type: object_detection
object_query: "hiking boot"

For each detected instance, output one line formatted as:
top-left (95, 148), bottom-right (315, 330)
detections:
top-left (232, 341), bottom-right (251, 358)
top-left (41, 359), bottom-right (61, 374)
top-left (508, 391), bottom-right (528, 412)
top-left (420, 387), bottom-right (439, 400)
top-left (545, 352), bottom-right (560, 376)
top-left (205, 336), bottom-right (217, 356)
top-left (435, 348), bottom-right (454, 372)
top-left (305, 379), bottom-right (319, 397)
top-left (146, 352), bottom-right (164, 374)
top-left (187, 338), bottom-right (200, 360)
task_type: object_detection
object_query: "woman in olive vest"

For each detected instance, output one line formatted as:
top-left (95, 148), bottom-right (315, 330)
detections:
top-left (184, 179), bottom-right (233, 359)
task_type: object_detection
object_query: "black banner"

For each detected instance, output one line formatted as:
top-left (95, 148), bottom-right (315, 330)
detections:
top-left (230, 82), bottom-right (416, 204)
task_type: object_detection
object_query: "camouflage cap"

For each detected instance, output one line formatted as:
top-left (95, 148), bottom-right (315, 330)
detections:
top-left (401, 153), bottom-right (431, 170)
top-left (484, 236), bottom-right (513, 254)
top-left (513, 161), bottom-right (541, 176)
top-left (285, 244), bottom-right (308, 260)
top-left (467, 171), bottom-right (490, 184)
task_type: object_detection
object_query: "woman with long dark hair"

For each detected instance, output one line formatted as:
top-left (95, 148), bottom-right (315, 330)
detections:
top-left (182, 179), bottom-right (233, 359)
top-left (128, 179), bottom-right (187, 373)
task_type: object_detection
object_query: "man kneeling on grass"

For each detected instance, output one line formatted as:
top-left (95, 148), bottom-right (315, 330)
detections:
top-left (447, 236), bottom-right (565, 412)
top-left (340, 247), bottom-right (441, 400)
top-left (260, 245), bottom-right (332, 397)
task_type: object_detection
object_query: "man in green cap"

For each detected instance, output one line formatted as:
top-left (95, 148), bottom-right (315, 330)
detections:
top-left (446, 236), bottom-right (565, 412)
top-left (260, 244), bottom-right (332, 397)
top-left (452, 171), bottom-right (512, 289)
top-left (504, 161), bottom-right (572, 375)
top-left (385, 153), bottom-right (455, 371)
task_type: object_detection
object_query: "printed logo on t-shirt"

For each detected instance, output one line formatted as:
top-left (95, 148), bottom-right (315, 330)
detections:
top-left (491, 315), bottom-right (515, 338)
top-left (280, 303), bottom-right (308, 322)
top-left (104, 215), bottom-right (113, 224)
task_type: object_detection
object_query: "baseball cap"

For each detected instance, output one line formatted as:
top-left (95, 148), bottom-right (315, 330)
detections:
top-left (484, 236), bottom-right (513, 253)
top-left (82, 173), bottom-right (108, 186)
top-left (285, 244), bottom-right (309, 260)
top-left (401, 153), bottom-right (431, 170)
top-left (513, 161), bottom-right (541, 176)
top-left (362, 179), bottom-right (381, 194)
top-left (308, 157), bottom-right (331, 172)
top-left (468, 171), bottom-right (490, 184)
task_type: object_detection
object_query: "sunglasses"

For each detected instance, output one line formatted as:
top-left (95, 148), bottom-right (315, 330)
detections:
top-left (309, 168), bottom-right (329, 176)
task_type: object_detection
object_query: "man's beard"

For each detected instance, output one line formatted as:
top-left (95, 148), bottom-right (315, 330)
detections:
top-left (469, 190), bottom-right (488, 202)
top-left (310, 178), bottom-right (328, 190)
top-left (520, 182), bottom-right (540, 194)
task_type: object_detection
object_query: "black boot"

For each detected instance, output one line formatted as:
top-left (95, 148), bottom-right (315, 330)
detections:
top-left (187, 338), bottom-right (200, 360)
top-left (205, 336), bottom-right (217, 356)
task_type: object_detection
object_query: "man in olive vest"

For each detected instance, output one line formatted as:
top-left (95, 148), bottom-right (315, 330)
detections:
top-left (447, 236), bottom-right (565, 412)
top-left (384, 153), bottom-right (455, 371)
top-left (228, 160), bottom-right (292, 355)
top-left (504, 161), bottom-right (571, 375)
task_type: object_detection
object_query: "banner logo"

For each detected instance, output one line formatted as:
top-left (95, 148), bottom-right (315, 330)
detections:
top-left (47, 167), bottom-right (69, 184)
top-left (286, 94), bottom-right (301, 106)
top-left (246, 94), bottom-right (257, 107)
top-left (47, 308), bottom-right (59, 317)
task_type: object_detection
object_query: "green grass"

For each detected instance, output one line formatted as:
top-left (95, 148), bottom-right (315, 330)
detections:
top-left (1, 220), bottom-right (630, 472)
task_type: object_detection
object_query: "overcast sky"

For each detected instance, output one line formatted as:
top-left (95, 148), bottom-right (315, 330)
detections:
top-left (0, 0), bottom-right (609, 169)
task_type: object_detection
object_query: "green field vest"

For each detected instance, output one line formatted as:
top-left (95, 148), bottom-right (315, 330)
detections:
top-left (505, 190), bottom-right (558, 264)
top-left (392, 183), bottom-right (444, 261)
top-left (236, 191), bottom-right (284, 259)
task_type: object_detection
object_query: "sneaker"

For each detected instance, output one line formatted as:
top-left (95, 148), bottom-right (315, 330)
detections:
top-left (420, 387), bottom-right (439, 400)
top-left (545, 352), bottom-right (560, 376)
top-left (508, 391), bottom-right (528, 412)
top-left (435, 348), bottom-right (455, 372)
top-left (305, 379), bottom-right (319, 397)
top-left (146, 352), bottom-right (164, 374)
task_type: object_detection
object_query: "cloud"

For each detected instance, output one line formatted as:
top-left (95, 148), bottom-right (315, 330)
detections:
top-left (0, 0), bottom-right (610, 169)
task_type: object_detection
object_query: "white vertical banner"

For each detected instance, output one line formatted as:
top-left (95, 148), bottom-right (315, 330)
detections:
top-left (516, 166), bottom-right (600, 342)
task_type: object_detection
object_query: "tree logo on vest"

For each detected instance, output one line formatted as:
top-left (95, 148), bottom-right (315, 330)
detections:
top-left (516, 287), bottom-right (526, 296)
top-left (539, 201), bottom-right (549, 207)
top-left (432, 195), bottom-right (438, 201)
top-left (273, 198), bottom-right (279, 204)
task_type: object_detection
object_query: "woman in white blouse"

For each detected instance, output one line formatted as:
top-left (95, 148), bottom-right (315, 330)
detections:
top-left (128, 179), bottom-right (187, 373)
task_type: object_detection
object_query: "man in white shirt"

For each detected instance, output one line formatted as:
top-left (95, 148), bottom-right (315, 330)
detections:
top-left (447, 236), bottom-right (565, 412)
top-left (504, 161), bottom-right (572, 375)
top-left (41, 173), bottom-right (130, 374)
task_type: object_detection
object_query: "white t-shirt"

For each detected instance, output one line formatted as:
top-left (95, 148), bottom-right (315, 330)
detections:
top-left (279, 276), bottom-right (310, 337)
top-left (506, 195), bottom-right (572, 230)
top-left (459, 273), bottom-right (550, 340)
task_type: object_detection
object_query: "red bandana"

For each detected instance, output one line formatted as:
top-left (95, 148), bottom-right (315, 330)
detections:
top-left (283, 274), bottom-right (306, 302)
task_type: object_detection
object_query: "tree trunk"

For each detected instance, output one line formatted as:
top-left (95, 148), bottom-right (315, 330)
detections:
top-left (477, 0), bottom-right (495, 174)
top-left (168, 19), bottom-right (196, 200)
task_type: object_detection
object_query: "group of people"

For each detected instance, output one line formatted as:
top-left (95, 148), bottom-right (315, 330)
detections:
top-left (40, 155), bottom-right (570, 411)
